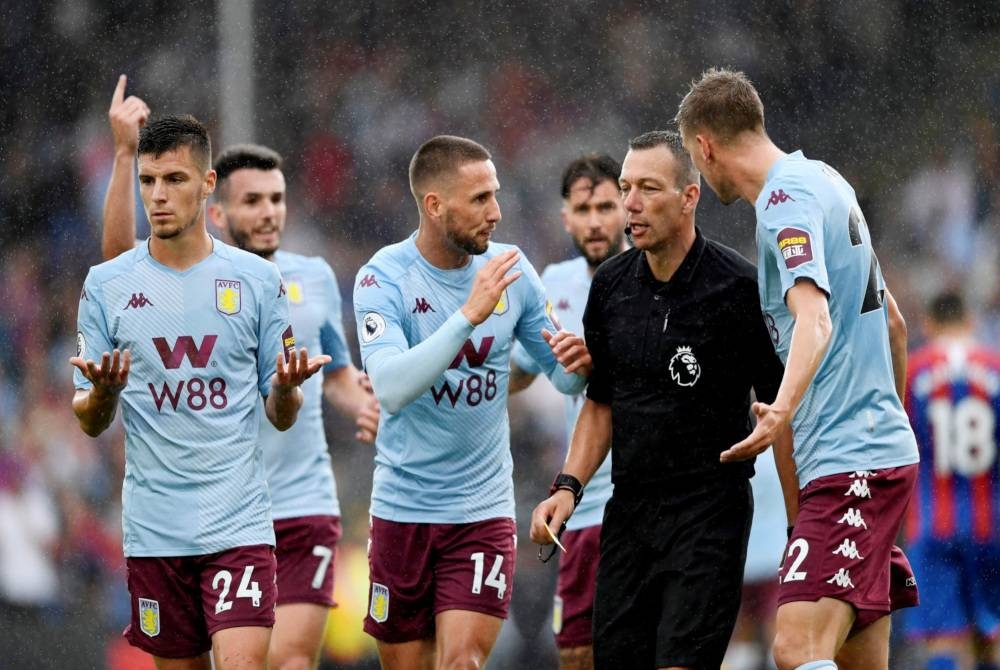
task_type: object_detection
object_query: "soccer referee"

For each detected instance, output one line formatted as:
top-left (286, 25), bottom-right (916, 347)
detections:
top-left (531, 130), bottom-right (789, 669)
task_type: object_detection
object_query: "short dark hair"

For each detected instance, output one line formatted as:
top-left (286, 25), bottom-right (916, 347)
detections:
top-left (675, 68), bottom-right (766, 142)
top-left (409, 135), bottom-right (491, 202)
top-left (560, 154), bottom-right (621, 199)
top-left (927, 290), bottom-right (967, 325)
top-left (137, 115), bottom-right (212, 170)
top-left (214, 144), bottom-right (283, 184)
top-left (628, 130), bottom-right (700, 189)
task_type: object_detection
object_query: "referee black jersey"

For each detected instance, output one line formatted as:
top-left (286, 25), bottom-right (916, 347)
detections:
top-left (584, 227), bottom-right (784, 488)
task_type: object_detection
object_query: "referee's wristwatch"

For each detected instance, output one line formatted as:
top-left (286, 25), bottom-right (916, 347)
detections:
top-left (549, 473), bottom-right (585, 509)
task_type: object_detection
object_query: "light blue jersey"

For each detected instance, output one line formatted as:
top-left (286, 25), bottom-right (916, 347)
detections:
top-left (353, 234), bottom-right (578, 523)
top-left (755, 151), bottom-right (918, 486)
top-left (259, 251), bottom-right (351, 520)
top-left (74, 238), bottom-right (290, 557)
top-left (512, 256), bottom-right (612, 530)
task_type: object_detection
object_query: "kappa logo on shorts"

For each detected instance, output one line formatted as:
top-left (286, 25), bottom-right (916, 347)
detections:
top-left (826, 568), bottom-right (855, 589)
top-left (844, 479), bottom-right (872, 499)
top-left (669, 346), bottom-right (700, 387)
top-left (850, 470), bottom-right (877, 478)
top-left (832, 539), bottom-right (864, 560)
top-left (138, 598), bottom-right (160, 637)
top-left (370, 582), bottom-right (389, 623)
top-left (837, 508), bottom-right (868, 529)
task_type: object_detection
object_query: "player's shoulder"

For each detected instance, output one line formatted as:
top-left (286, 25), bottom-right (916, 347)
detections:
top-left (756, 151), bottom-right (830, 214)
top-left (213, 240), bottom-right (281, 283)
top-left (86, 244), bottom-right (145, 282)
top-left (541, 256), bottom-right (588, 283)
top-left (358, 237), bottom-right (418, 281)
top-left (274, 249), bottom-right (334, 280)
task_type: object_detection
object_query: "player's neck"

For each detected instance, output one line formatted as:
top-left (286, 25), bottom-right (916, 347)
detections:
top-left (736, 141), bottom-right (786, 204)
top-left (644, 224), bottom-right (695, 282)
top-left (415, 224), bottom-right (469, 270)
top-left (149, 221), bottom-right (214, 270)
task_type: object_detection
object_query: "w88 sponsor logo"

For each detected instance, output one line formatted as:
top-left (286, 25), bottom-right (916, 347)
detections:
top-left (147, 335), bottom-right (229, 411)
top-left (431, 337), bottom-right (500, 408)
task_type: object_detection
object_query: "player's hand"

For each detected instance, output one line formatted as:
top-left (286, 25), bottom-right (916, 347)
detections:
top-left (272, 348), bottom-right (331, 392)
top-left (355, 395), bottom-right (380, 444)
top-left (70, 349), bottom-right (131, 395)
top-left (460, 250), bottom-right (522, 326)
top-left (542, 329), bottom-right (591, 377)
top-left (357, 370), bottom-right (374, 394)
top-left (529, 490), bottom-right (576, 545)
top-left (720, 401), bottom-right (791, 462)
top-left (109, 74), bottom-right (150, 154)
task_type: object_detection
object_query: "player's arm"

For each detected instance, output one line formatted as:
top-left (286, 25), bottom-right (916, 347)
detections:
top-left (102, 75), bottom-right (148, 260)
top-left (773, 425), bottom-right (799, 526)
top-left (884, 288), bottom-right (908, 401)
top-left (724, 279), bottom-right (832, 458)
top-left (70, 349), bottom-right (131, 437)
top-left (265, 348), bottom-right (330, 430)
top-left (322, 365), bottom-right (380, 443)
top-left (529, 398), bottom-right (611, 545)
top-left (363, 250), bottom-right (521, 414)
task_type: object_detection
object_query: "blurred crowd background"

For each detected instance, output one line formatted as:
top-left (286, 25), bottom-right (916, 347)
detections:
top-left (2, 1), bottom-right (999, 668)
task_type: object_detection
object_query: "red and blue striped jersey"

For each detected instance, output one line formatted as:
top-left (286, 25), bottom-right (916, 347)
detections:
top-left (905, 339), bottom-right (1000, 542)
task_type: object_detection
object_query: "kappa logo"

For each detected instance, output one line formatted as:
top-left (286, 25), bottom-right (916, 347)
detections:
top-left (832, 539), bottom-right (864, 560)
top-left (764, 189), bottom-right (795, 210)
top-left (412, 297), bottom-right (436, 314)
top-left (80, 286), bottom-right (88, 301)
top-left (138, 598), bottom-right (160, 637)
top-left (905, 576), bottom-right (917, 587)
top-left (359, 274), bottom-right (381, 289)
top-left (850, 470), bottom-right (877, 478)
top-left (124, 292), bottom-right (154, 310)
top-left (557, 298), bottom-right (570, 312)
top-left (370, 582), bottom-right (389, 623)
top-left (838, 508), bottom-right (868, 529)
top-left (826, 568), bottom-right (855, 588)
top-left (844, 479), bottom-right (872, 499)
top-left (669, 346), bottom-right (700, 387)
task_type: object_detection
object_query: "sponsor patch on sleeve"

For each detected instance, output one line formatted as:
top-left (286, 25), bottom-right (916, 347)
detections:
top-left (776, 227), bottom-right (813, 269)
top-left (76, 331), bottom-right (86, 358)
top-left (282, 325), bottom-right (296, 361)
top-left (361, 312), bottom-right (386, 343)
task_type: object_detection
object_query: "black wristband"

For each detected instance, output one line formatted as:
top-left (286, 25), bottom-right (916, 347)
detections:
top-left (550, 473), bottom-right (585, 508)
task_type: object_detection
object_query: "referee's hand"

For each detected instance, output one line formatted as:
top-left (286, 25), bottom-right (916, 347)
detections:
top-left (720, 400), bottom-right (790, 462)
top-left (529, 490), bottom-right (575, 545)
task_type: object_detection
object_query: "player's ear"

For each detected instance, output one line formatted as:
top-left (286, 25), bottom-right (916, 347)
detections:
top-left (560, 203), bottom-right (572, 234)
top-left (202, 169), bottom-right (217, 200)
top-left (423, 191), bottom-right (443, 218)
top-left (682, 182), bottom-right (700, 214)
top-left (207, 201), bottom-right (226, 231)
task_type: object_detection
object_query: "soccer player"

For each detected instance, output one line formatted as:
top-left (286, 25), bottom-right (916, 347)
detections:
top-left (530, 130), bottom-right (786, 669)
top-left (509, 153), bottom-right (626, 670)
top-left (71, 114), bottom-right (329, 670)
top-left (101, 76), bottom-right (379, 670)
top-left (353, 135), bottom-right (591, 670)
top-left (904, 290), bottom-right (1000, 670)
top-left (678, 68), bottom-right (920, 670)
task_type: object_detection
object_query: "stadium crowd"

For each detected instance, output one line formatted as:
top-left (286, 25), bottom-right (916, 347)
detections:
top-left (2, 1), bottom-right (1000, 668)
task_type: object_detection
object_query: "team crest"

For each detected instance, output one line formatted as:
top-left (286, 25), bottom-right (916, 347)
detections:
top-left (669, 345), bottom-right (700, 387)
top-left (215, 279), bottom-right (242, 315)
top-left (138, 598), bottom-right (160, 637)
top-left (493, 289), bottom-right (509, 316)
top-left (370, 582), bottom-right (390, 623)
top-left (286, 279), bottom-right (303, 304)
top-left (552, 595), bottom-right (563, 635)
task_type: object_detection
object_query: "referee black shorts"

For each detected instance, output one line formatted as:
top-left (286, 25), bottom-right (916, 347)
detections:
top-left (593, 477), bottom-right (753, 669)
